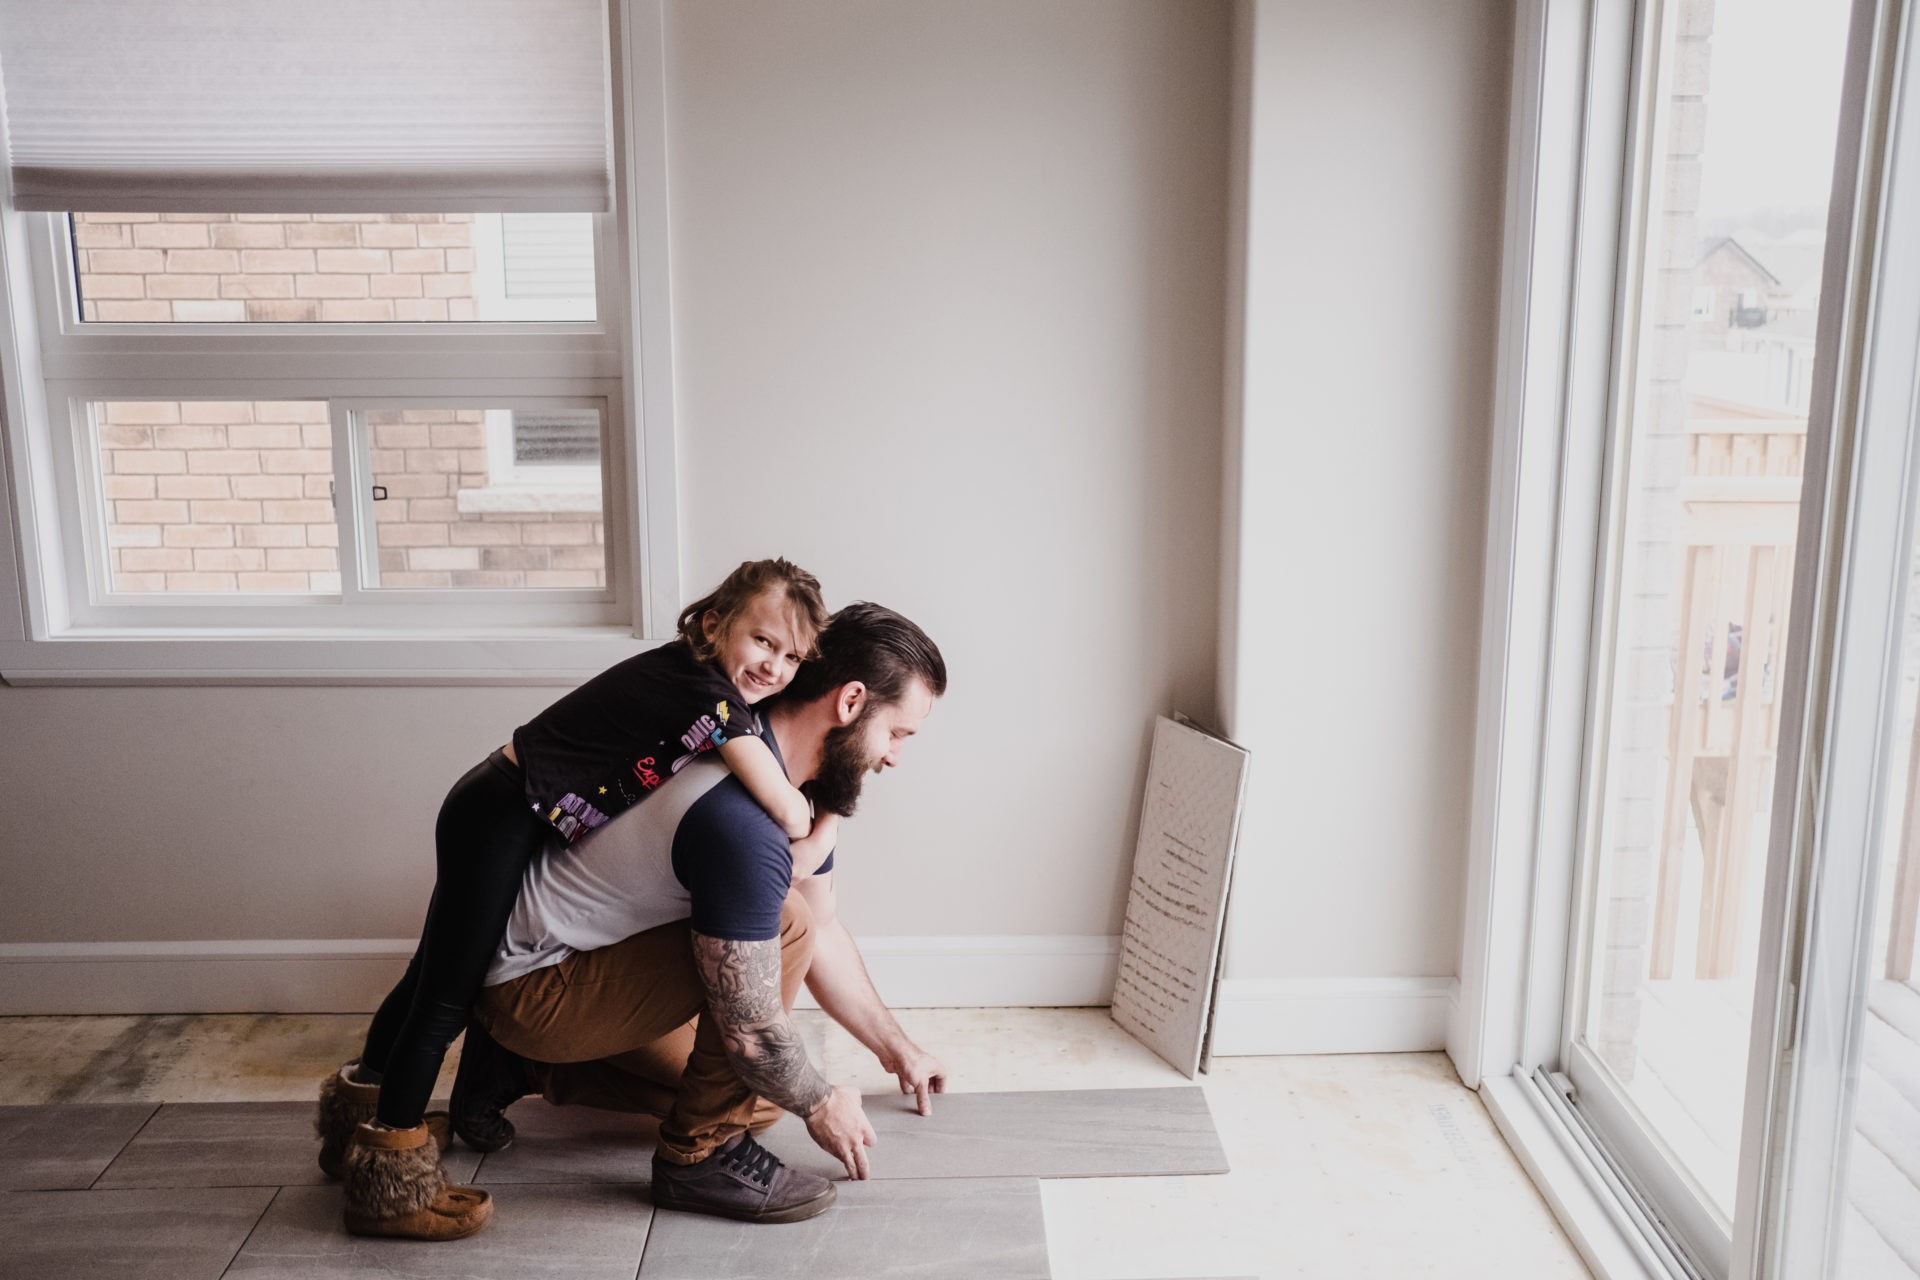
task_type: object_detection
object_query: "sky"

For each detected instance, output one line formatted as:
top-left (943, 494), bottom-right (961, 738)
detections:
top-left (1693, 0), bottom-right (1854, 225)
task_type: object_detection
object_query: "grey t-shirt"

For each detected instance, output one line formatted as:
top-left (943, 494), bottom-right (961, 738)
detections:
top-left (486, 724), bottom-right (832, 986)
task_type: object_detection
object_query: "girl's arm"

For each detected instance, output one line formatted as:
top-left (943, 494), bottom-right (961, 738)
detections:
top-left (717, 735), bottom-right (812, 839)
top-left (789, 812), bottom-right (840, 880)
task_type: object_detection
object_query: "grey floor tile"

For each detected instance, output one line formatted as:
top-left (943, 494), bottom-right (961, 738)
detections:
top-left (759, 1086), bottom-right (1229, 1181)
top-left (93, 1101), bottom-right (481, 1188)
top-left (224, 1182), bottom-right (653, 1279)
top-left (473, 1100), bottom-right (661, 1184)
top-left (0, 1185), bottom-right (274, 1280)
top-left (639, 1176), bottom-right (1050, 1279)
top-left (0, 1102), bottom-right (157, 1189)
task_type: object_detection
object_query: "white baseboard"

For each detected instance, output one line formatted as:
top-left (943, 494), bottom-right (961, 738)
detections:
top-left (1207, 975), bottom-right (1461, 1055)
top-left (798, 934), bottom-right (1120, 1010)
top-left (0, 940), bottom-right (1462, 1059)
top-left (0, 935), bottom-right (1123, 1016)
top-left (0, 939), bottom-right (424, 1015)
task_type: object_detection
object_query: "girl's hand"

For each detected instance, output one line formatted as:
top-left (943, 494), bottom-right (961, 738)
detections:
top-left (790, 812), bottom-right (840, 880)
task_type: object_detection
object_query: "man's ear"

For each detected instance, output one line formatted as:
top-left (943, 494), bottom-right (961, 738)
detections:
top-left (835, 681), bottom-right (868, 725)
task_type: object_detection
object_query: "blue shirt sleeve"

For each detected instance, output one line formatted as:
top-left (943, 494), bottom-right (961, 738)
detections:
top-left (670, 780), bottom-right (793, 941)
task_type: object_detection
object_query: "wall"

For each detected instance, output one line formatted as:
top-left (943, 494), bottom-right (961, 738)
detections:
top-left (661, 0), bottom-right (1228, 940)
top-left (0, 1), bottom-right (1229, 1005)
top-left (1211, 0), bottom-right (1509, 1050)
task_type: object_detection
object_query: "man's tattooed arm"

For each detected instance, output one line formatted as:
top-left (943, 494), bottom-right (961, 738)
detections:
top-left (689, 932), bottom-right (832, 1116)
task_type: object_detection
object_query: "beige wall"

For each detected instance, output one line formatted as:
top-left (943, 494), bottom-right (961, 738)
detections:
top-left (1219, 0), bottom-right (1510, 981)
top-left (0, 1), bottom-right (1231, 945)
top-left (3, 0), bottom-right (1515, 1005)
top-left (662, 0), bottom-right (1230, 937)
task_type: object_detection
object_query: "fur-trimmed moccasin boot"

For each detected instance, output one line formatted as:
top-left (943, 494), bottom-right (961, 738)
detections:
top-left (340, 1121), bottom-right (492, 1240)
top-left (314, 1062), bottom-right (451, 1179)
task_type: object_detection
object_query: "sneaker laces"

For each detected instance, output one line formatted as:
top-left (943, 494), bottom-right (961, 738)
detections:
top-left (720, 1132), bottom-right (783, 1187)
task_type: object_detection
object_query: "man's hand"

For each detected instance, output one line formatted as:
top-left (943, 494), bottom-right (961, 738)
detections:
top-left (805, 1084), bottom-right (877, 1179)
top-left (890, 1045), bottom-right (947, 1116)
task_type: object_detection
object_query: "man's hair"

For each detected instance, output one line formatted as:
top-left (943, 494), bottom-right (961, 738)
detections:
top-left (782, 601), bottom-right (947, 707)
top-left (676, 557), bottom-right (830, 663)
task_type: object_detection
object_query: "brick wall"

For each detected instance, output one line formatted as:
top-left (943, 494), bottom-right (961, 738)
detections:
top-left (79, 214), bottom-right (606, 594)
top-left (367, 409), bottom-right (605, 590)
top-left (73, 213), bottom-right (479, 323)
top-left (99, 399), bottom-right (339, 592)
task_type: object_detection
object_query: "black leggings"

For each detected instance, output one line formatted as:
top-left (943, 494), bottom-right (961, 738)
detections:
top-left (359, 749), bottom-right (549, 1129)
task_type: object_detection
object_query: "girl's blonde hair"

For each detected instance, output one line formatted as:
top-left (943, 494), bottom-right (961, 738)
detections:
top-left (677, 558), bottom-right (830, 663)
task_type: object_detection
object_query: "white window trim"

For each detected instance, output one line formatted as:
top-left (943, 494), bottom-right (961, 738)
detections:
top-left (0, 0), bottom-right (680, 684)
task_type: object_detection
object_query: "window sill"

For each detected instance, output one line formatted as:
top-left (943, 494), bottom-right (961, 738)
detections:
top-left (0, 627), bottom-right (652, 685)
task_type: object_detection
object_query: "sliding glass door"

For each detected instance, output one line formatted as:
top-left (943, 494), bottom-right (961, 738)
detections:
top-left (1553, 0), bottom-right (1915, 1273)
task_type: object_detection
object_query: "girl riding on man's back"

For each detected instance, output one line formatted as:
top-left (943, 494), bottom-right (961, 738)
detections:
top-left (511, 559), bottom-right (834, 855)
top-left (318, 556), bottom-right (837, 1240)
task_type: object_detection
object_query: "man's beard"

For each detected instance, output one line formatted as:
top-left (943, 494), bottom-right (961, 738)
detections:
top-left (804, 712), bottom-right (877, 817)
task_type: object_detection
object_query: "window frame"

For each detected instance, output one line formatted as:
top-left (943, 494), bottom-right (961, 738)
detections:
top-left (0, 0), bottom-right (679, 684)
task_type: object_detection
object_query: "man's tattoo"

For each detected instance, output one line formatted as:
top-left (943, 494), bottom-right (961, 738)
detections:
top-left (690, 933), bottom-right (832, 1116)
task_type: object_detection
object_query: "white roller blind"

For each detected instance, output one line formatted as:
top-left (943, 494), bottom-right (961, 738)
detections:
top-left (0, 0), bottom-right (612, 213)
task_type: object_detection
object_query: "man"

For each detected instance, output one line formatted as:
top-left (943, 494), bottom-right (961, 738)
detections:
top-left (450, 602), bottom-right (947, 1224)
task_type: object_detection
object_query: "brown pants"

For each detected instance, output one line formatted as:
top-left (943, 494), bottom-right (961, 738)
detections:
top-left (475, 889), bottom-right (814, 1164)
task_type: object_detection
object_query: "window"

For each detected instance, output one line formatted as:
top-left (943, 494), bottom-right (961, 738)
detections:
top-left (0, 1), bottom-right (680, 681)
top-left (68, 212), bottom-right (598, 326)
top-left (1567, 0), bottom-right (1851, 1261)
top-left (1461, 0), bottom-right (1920, 1276)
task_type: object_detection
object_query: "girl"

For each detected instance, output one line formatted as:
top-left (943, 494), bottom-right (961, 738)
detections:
top-left (321, 557), bottom-right (832, 1240)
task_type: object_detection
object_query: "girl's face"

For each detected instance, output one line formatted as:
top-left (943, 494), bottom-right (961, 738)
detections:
top-left (704, 589), bottom-right (808, 703)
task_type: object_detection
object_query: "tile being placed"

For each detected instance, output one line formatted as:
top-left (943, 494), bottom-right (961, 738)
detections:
top-left (92, 1100), bottom-right (480, 1188)
top-left (474, 1101), bottom-right (662, 1184)
top-left (224, 1183), bottom-right (653, 1280)
top-left (0, 1102), bottom-right (156, 1189)
top-left (0, 1185), bottom-right (274, 1280)
top-left (759, 1087), bottom-right (1229, 1182)
top-left (639, 1176), bottom-right (1050, 1279)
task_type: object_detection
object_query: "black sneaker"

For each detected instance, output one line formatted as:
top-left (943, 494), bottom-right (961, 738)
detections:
top-left (649, 1130), bottom-right (836, 1223)
top-left (449, 1018), bottom-right (536, 1153)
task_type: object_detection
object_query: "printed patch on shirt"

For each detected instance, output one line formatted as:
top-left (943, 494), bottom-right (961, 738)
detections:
top-left (632, 754), bottom-right (662, 790)
top-left (717, 700), bottom-right (731, 724)
top-left (546, 792), bottom-right (610, 842)
top-left (670, 713), bottom-right (722, 775)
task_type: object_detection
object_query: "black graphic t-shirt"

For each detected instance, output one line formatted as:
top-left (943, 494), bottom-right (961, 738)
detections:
top-left (511, 639), bottom-right (763, 843)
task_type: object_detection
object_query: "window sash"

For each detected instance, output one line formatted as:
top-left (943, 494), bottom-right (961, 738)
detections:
top-left (50, 388), bottom-right (628, 630)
